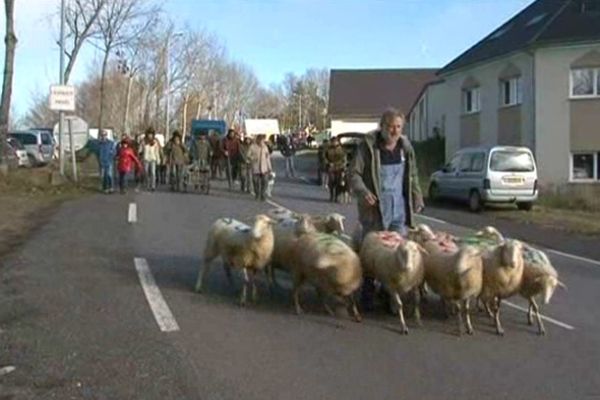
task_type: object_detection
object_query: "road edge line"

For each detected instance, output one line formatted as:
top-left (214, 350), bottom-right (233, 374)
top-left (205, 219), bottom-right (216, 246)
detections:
top-left (503, 300), bottom-right (575, 331)
top-left (134, 258), bottom-right (180, 333)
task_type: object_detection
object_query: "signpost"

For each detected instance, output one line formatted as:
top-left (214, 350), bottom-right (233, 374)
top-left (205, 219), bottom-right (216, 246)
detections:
top-left (49, 84), bottom-right (77, 181)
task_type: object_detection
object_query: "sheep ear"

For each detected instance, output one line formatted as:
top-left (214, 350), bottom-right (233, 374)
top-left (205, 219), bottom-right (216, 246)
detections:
top-left (557, 280), bottom-right (567, 291)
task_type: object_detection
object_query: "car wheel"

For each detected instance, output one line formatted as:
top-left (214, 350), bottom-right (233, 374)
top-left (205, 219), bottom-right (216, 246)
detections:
top-left (469, 190), bottom-right (483, 213)
top-left (27, 154), bottom-right (37, 168)
top-left (517, 202), bottom-right (533, 211)
top-left (428, 182), bottom-right (439, 202)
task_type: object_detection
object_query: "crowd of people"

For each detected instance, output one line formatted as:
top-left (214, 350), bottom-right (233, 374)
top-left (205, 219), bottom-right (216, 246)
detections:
top-left (95, 127), bottom-right (277, 200)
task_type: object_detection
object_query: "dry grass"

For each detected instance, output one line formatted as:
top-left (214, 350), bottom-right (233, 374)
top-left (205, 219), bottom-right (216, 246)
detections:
top-left (0, 167), bottom-right (96, 258)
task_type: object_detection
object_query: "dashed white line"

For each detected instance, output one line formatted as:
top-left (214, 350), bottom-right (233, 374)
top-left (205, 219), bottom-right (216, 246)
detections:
top-left (266, 199), bottom-right (292, 212)
top-left (503, 301), bottom-right (575, 331)
top-left (416, 214), bottom-right (448, 225)
top-left (134, 258), bottom-right (180, 333)
top-left (0, 366), bottom-right (16, 376)
top-left (128, 203), bottom-right (137, 223)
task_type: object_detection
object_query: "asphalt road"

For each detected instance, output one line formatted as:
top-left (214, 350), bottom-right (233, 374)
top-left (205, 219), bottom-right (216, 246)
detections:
top-left (1, 152), bottom-right (599, 399)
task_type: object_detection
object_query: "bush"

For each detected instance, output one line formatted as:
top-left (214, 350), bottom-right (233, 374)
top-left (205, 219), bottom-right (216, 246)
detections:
top-left (538, 183), bottom-right (600, 213)
top-left (412, 136), bottom-right (445, 195)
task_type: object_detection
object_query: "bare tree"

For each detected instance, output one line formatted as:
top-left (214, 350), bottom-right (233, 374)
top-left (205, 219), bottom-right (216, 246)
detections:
top-left (63, 0), bottom-right (106, 83)
top-left (0, 0), bottom-right (17, 174)
top-left (23, 89), bottom-right (56, 128)
top-left (93, 0), bottom-right (160, 133)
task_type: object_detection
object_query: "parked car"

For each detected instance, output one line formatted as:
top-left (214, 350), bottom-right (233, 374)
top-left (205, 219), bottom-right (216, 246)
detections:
top-left (335, 132), bottom-right (367, 164)
top-left (9, 130), bottom-right (54, 166)
top-left (428, 145), bottom-right (538, 212)
top-left (6, 137), bottom-right (30, 168)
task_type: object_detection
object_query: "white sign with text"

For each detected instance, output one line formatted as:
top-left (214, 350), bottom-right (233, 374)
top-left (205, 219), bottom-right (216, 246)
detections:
top-left (49, 85), bottom-right (76, 111)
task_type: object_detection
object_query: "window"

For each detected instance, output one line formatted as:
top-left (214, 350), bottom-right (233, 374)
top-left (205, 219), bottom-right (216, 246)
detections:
top-left (459, 154), bottom-right (473, 172)
top-left (463, 87), bottom-right (481, 114)
top-left (10, 133), bottom-right (36, 145)
top-left (490, 150), bottom-right (535, 172)
top-left (41, 134), bottom-right (52, 145)
top-left (500, 77), bottom-right (522, 106)
top-left (446, 154), bottom-right (461, 172)
top-left (570, 68), bottom-right (600, 97)
top-left (571, 153), bottom-right (600, 181)
top-left (471, 153), bottom-right (485, 172)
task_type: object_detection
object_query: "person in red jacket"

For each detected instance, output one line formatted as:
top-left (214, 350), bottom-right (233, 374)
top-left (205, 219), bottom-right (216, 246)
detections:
top-left (117, 139), bottom-right (143, 194)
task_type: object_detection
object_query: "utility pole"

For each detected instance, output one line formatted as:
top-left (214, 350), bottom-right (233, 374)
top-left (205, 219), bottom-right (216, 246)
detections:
top-left (58, 0), bottom-right (66, 176)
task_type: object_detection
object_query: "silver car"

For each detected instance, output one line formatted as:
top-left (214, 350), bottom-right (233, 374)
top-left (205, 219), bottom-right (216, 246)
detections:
top-left (428, 146), bottom-right (538, 212)
top-left (9, 130), bottom-right (54, 166)
top-left (6, 137), bottom-right (31, 168)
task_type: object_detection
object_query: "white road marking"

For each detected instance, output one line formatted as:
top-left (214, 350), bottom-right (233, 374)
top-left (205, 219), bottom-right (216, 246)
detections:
top-left (0, 366), bottom-right (16, 376)
top-left (416, 214), bottom-right (448, 225)
top-left (299, 176), bottom-right (311, 184)
top-left (128, 203), bottom-right (137, 223)
top-left (546, 249), bottom-right (600, 267)
top-left (134, 258), bottom-right (180, 333)
top-left (266, 199), bottom-right (292, 212)
top-left (503, 301), bottom-right (575, 331)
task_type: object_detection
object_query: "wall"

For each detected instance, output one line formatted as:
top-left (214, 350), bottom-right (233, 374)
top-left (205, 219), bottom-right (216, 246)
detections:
top-left (437, 52), bottom-right (535, 162)
top-left (535, 43), bottom-right (600, 184)
top-left (407, 82), bottom-right (447, 143)
top-left (330, 119), bottom-right (378, 136)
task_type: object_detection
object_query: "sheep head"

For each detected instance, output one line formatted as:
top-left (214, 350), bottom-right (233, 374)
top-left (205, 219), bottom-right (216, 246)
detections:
top-left (409, 224), bottom-right (436, 242)
top-left (325, 213), bottom-right (345, 234)
top-left (396, 240), bottom-right (425, 272)
top-left (500, 240), bottom-right (524, 269)
top-left (294, 214), bottom-right (317, 236)
top-left (252, 214), bottom-right (275, 239)
top-left (476, 226), bottom-right (505, 242)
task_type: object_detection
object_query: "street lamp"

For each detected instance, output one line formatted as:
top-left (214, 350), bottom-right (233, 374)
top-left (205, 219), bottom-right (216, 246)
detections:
top-left (165, 32), bottom-right (184, 141)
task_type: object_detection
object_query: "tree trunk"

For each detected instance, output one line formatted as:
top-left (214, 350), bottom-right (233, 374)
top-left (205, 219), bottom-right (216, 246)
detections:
top-left (182, 93), bottom-right (189, 136)
top-left (195, 97), bottom-right (202, 119)
top-left (123, 74), bottom-right (133, 135)
top-left (98, 48), bottom-right (110, 135)
top-left (0, 0), bottom-right (17, 175)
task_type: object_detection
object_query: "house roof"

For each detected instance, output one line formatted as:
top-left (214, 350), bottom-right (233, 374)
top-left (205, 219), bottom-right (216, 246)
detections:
top-left (440, 0), bottom-right (600, 75)
top-left (328, 69), bottom-right (438, 119)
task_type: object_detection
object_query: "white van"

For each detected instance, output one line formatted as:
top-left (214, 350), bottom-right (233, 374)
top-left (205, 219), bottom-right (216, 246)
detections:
top-left (429, 146), bottom-right (538, 212)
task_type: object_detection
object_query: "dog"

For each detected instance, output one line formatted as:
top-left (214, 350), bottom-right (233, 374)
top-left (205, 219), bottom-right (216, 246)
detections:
top-left (328, 169), bottom-right (351, 203)
top-left (265, 171), bottom-right (276, 198)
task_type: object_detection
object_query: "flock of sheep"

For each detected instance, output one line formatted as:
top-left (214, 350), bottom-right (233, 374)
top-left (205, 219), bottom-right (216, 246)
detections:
top-left (194, 208), bottom-right (565, 336)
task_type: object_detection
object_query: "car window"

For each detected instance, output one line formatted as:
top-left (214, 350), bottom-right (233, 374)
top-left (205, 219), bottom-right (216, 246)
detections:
top-left (471, 153), bottom-right (485, 172)
top-left (447, 155), bottom-right (461, 172)
top-left (459, 154), bottom-right (473, 172)
top-left (490, 150), bottom-right (534, 172)
top-left (11, 133), bottom-right (37, 145)
top-left (41, 133), bottom-right (52, 145)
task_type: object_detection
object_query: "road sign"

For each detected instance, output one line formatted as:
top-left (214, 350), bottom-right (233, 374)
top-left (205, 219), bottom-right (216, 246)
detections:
top-left (49, 85), bottom-right (76, 111)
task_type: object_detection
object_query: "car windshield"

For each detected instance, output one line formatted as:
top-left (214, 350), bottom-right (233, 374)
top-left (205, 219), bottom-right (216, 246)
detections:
top-left (11, 133), bottom-right (36, 145)
top-left (490, 150), bottom-right (534, 172)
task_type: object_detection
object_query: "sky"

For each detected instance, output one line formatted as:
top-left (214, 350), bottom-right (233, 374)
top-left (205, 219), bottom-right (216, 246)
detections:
top-left (1, 0), bottom-right (534, 120)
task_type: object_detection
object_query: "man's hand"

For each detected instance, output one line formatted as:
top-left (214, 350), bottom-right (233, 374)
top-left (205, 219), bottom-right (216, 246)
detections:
top-left (364, 192), bottom-right (377, 206)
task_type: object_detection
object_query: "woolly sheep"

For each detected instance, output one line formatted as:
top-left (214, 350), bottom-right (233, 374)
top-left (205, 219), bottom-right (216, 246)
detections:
top-left (267, 208), bottom-right (345, 235)
top-left (289, 232), bottom-right (362, 322)
top-left (479, 240), bottom-right (525, 336)
top-left (472, 226), bottom-right (566, 335)
top-left (420, 238), bottom-right (483, 335)
top-left (360, 231), bottom-right (426, 334)
top-left (195, 215), bottom-right (275, 306)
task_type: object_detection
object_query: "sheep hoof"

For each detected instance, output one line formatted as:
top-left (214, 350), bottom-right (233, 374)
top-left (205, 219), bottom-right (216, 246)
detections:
top-left (467, 329), bottom-right (474, 336)
top-left (497, 330), bottom-right (505, 336)
top-left (401, 328), bottom-right (409, 335)
top-left (538, 329), bottom-right (546, 336)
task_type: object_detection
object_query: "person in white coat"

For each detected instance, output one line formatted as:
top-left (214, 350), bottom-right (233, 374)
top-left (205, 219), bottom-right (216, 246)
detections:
top-left (141, 128), bottom-right (161, 191)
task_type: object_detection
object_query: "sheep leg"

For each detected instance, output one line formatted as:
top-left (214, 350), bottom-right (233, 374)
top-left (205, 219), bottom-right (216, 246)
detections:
top-left (224, 264), bottom-right (234, 287)
top-left (251, 270), bottom-right (258, 303)
top-left (464, 298), bottom-right (474, 335)
top-left (316, 288), bottom-right (335, 317)
top-left (347, 295), bottom-right (362, 323)
top-left (292, 274), bottom-right (304, 315)
top-left (530, 297), bottom-right (546, 336)
top-left (493, 299), bottom-right (505, 336)
top-left (455, 301), bottom-right (464, 336)
top-left (394, 293), bottom-right (409, 335)
top-left (527, 302), bottom-right (534, 326)
top-left (239, 268), bottom-right (249, 307)
top-left (195, 258), bottom-right (213, 292)
top-left (413, 288), bottom-right (423, 327)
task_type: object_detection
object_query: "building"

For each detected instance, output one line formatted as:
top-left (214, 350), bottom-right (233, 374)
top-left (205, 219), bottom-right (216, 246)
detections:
top-left (328, 69), bottom-right (438, 136)
top-left (416, 0), bottom-right (600, 186)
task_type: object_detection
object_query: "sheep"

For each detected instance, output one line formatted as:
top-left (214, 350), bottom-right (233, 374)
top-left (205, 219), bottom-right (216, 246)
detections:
top-left (267, 214), bottom-right (317, 287)
top-left (469, 226), bottom-right (566, 335)
top-left (195, 215), bottom-right (275, 306)
top-left (420, 241), bottom-right (484, 335)
top-left (359, 231), bottom-right (426, 334)
top-left (289, 232), bottom-right (362, 322)
top-left (267, 208), bottom-right (346, 235)
top-left (479, 239), bottom-right (525, 336)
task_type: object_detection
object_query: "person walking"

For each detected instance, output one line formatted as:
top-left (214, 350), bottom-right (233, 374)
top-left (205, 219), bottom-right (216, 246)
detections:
top-left (167, 132), bottom-right (189, 192)
top-left (117, 139), bottom-right (143, 194)
top-left (208, 131), bottom-right (224, 179)
top-left (191, 134), bottom-right (212, 170)
top-left (248, 134), bottom-right (272, 201)
top-left (279, 134), bottom-right (296, 178)
top-left (318, 139), bottom-right (329, 187)
top-left (222, 129), bottom-right (241, 189)
top-left (97, 130), bottom-right (116, 193)
top-left (239, 136), bottom-right (253, 194)
top-left (141, 128), bottom-right (161, 191)
top-left (350, 108), bottom-right (424, 311)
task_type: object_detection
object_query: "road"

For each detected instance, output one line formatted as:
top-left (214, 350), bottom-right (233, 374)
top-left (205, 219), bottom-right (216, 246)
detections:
top-left (1, 152), bottom-right (599, 399)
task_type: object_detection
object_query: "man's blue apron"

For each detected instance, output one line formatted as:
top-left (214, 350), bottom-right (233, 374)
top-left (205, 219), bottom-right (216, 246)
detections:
top-left (379, 152), bottom-right (406, 235)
